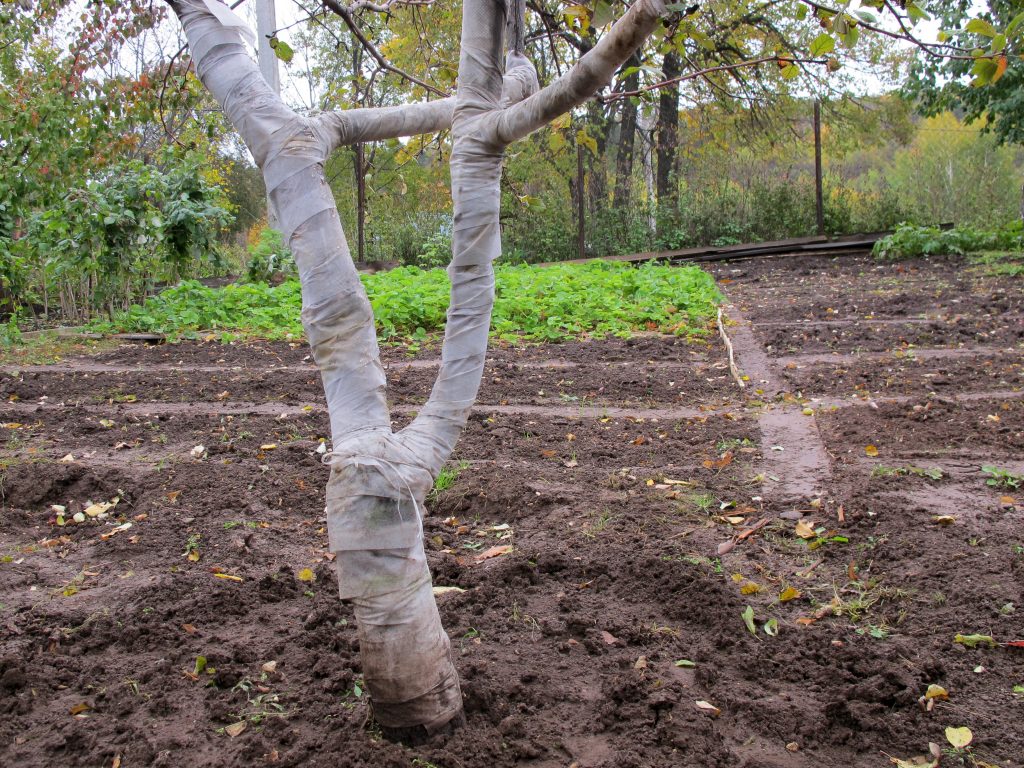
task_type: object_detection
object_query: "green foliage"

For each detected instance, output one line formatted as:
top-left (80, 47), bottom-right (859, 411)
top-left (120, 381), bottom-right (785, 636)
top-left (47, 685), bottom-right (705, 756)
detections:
top-left (873, 222), bottom-right (1024, 260)
top-left (246, 228), bottom-right (294, 282)
top-left (96, 261), bottom-right (720, 342)
top-left (22, 154), bottom-right (231, 319)
top-left (982, 465), bottom-right (1024, 490)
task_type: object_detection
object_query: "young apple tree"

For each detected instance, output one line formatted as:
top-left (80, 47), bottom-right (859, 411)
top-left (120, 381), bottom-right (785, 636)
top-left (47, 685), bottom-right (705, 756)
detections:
top-left (166, 0), bottom-right (667, 742)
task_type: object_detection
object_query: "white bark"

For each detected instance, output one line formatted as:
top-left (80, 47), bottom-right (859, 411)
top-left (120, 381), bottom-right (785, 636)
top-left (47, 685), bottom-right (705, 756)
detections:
top-left (167, 0), bottom-right (667, 739)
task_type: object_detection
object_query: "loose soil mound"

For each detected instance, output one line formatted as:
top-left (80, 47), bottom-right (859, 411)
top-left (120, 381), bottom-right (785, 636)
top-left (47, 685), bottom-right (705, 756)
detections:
top-left (1, 252), bottom-right (1021, 768)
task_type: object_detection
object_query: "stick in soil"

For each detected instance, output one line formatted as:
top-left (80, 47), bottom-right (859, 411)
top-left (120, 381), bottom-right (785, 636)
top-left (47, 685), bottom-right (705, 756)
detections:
top-left (717, 307), bottom-right (745, 389)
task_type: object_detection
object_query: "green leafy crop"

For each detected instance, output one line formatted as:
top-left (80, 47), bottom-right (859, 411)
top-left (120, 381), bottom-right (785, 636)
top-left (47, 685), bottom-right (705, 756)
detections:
top-left (94, 261), bottom-right (720, 343)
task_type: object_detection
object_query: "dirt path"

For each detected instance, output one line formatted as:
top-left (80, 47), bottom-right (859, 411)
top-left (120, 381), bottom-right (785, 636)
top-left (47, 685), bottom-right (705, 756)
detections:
top-left (1, 252), bottom-right (1022, 768)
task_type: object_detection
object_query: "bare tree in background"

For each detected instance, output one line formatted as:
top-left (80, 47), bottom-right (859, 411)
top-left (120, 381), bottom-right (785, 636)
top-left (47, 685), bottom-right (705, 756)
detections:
top-left (166, 0), bottom-right (667, 741)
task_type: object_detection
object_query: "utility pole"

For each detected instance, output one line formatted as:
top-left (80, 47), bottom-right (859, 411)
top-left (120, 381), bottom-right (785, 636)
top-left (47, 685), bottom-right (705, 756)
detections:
top-left (814, 99), bottom-right (824, 237)
top-left (255, 0), bottom-right (280, 95)
top-left (256, 0), bottom-right (281, 228)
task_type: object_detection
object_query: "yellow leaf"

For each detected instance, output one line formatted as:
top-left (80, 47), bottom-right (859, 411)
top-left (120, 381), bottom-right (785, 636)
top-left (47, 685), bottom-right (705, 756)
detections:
top-left (794, 520), bottom-right (816, 539)
top-left (740, 582), bottom-right (762, 595)
top-left (924, 684), bottom-right (949, 700)
top-left (187, 550), bottom-right (200, 562)
top-left (780, 586), bottom-right (802, 602)
top-left (213, 573), bottom-right (243, 582)
top-left (69, 702), bottom-right (91, 715)
top-left (931, 515), bottom-right (956, 526)
top-left (297, 568), bottom-right (315, 582)
top-left (260, 443), bottom-right (277, 451)
top-left (865, 445), bottom-right (879, 457)
top-left (945, 726), bottom-right (973, 749)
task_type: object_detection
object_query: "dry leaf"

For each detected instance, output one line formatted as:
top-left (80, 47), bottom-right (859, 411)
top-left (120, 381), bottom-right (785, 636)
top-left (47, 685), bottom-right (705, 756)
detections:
top-left (60, 453), bottom-right (75, 463)
top-left (166, 490), bottom-right (181, 502)
top-left (69, 702), bottom-right (91, 715)
top-left (432, 586), bottom-right (465, 597)
top-left (224, 721), bottom-right (247, 738)
top-left (702, 452), bottom-right (734, 469)
top-left (794, 520), bottom-right (817, 539)
top-left (112, 755), bottom-right (122, 768)
top-left (260, 443), bottom-right (277, 451)
top-left (634, 655), bottom-right (647, 670)
top-left (213, 573), bottom-right (243, 582)
top-left (865, 445), bottom-right (879, 457)
top-left (474, 545), bottom-right (513, 562)
top-left (600, 630), bottom-right (619, 645)
top-left (261, 661), bottom-right (277, 674)
top-left (931, 515), bottom-right (956, 526)
top-left (924, 684), bottom-right (948, 700)
top-left (694, 700), bottom-right (721, 716)
top-left (182, 624), bottom-right (197, 635)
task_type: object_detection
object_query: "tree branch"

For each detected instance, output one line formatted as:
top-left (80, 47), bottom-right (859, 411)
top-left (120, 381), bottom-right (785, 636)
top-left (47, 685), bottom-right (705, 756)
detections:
top-left (496, 0), bottom-right (667, 144)
top-left (320, 0), bottom-right (448, 95)
top-left (314, 96), bottom-right (454, 152)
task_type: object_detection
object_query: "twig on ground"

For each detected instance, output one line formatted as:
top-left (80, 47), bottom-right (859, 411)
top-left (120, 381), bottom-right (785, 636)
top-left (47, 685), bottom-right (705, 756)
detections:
top-left (717, 307), bottom-right (745, 389)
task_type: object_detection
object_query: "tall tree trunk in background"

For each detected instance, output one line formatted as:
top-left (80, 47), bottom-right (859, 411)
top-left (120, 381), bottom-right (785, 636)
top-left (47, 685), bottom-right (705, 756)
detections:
top-left (656, 50), bottom-right (681, 220)
top-left (586, 100), bottom-right (609, 219)
top-left (167, 0), bottom-right (667, 742)
top-left (613, 53), bottom-right (640, 208)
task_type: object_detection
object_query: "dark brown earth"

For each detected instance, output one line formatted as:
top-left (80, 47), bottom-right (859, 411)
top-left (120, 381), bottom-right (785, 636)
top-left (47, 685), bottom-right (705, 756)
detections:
top-left (1, 252), bottom-right (1022, 768)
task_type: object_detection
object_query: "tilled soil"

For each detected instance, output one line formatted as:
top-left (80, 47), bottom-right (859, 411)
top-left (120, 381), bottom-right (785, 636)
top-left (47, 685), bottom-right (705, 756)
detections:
top-left (1, 252), bottom-right (1022, 768)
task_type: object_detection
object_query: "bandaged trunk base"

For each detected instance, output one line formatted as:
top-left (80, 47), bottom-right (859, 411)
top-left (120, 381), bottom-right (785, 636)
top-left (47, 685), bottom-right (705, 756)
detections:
top-left (326, 444), bottom-right (463, 734)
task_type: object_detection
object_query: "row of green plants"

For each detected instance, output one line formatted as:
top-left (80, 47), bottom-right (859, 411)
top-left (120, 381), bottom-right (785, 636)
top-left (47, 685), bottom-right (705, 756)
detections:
top-left (92, 261), bottom-right (720, 343)
top-left (872, 221), bottom-right (1024, 260)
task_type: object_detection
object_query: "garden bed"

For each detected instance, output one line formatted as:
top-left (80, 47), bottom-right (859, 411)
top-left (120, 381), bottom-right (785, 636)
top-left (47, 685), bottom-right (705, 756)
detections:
top-left (1, 252), bottom-right (1022, 768)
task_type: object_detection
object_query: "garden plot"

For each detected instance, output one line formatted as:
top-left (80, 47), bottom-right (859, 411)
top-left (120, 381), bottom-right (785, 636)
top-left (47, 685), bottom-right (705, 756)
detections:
top-left (1, 252), bottom-right (1022, 768)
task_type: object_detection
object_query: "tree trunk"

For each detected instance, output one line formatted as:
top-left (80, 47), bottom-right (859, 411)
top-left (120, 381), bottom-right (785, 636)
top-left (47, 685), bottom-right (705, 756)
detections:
top-left (613, 54), bottom-right (640, 208)
top-left (167, 0), bottom-right (667, 742)
top-left (656, 51), bottom-right (680, 213)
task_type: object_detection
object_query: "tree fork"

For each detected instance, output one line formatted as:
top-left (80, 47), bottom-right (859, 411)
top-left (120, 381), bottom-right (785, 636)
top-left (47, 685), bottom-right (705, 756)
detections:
top-left (166, 0), bottom-right (667, 741)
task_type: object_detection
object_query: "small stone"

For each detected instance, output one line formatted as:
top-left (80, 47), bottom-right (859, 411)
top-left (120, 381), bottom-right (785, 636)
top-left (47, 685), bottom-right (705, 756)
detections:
top-left (786, 742), bottom-right (800, 752)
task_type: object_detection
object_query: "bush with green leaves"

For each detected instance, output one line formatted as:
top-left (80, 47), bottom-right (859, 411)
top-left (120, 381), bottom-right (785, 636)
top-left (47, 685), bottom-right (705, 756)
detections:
top-left (873, 222), bottom-right (1024, 260)
top-left (23, 152), bottom-right (231, 320)
top-left (96, 260), bottom-right (720, 343)
top-left (246, 227), bottom-right (294, 282)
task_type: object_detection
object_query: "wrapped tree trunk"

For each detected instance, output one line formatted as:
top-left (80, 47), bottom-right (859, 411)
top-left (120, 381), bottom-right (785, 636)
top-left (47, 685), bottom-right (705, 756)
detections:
top-left (166, 0), bottom-right (666, 741)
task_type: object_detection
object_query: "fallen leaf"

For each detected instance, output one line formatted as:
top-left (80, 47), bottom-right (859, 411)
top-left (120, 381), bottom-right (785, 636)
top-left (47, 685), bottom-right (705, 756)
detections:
top-left (740, 582), bottom-right (762, 595)
top-left (182, 624), bottom-right (197, 635)
top-left (663, 478), bottom-right (695, 486)
top-left (924, 684), bottom-right (949, 700)
top-left (741, 605), bottom-right (757, 635)
top-left (945, 726), bottom-right (972, 749)
top-left (224, 721), bottom-right (247, 738)
top-left (190, 445), bottom-right (206, 458)
top-left (716, 539), bottom-right (737, 556)
top-left (297, 568), bottom-right (315, 582)
top-left (600, 630), bottom-right (619, 645)
top-left (69, 702), bottom-right (91, 715)
top-left (794, 520), bottom-right (817, 539)
top-left (113, 755), bottom-right (122, 768)
top-left (865, 445), bottom-right (879, 457)
top-left (166, 490), bottom-right (181, 502)
top-left (703, 451), bottom-right (734, 469)
top-left (796, 617), bottom-right (817, 626)
top-left (213, 573), bottom-right (243, 582)
top-left (260, 443), bottom-right (277, 451)
top-left (474, 545), bottom-right (512, 562)
top-left (931, 515), bottom-right (956, 525)
top-left (1003, 640), bottom-right (1024, 648)
top-left (261, 661), bottom-right (277, 674)
top-left (888, 756), bottom-right (938, 768)
top-left (674, 659), bottom-right (696, 668)
top-left (99, 522), bottom-right (132, 541)
top-left (1000, 495), bottom-right (1016, 506)
top-left (779, 586), bottom-right (801, 602)
top-left (763, 618), bottom-right (779, 636)
top-left (60, 453), bottom-right (75, 463)
top-left (634, 655), bottom-right (647, 670)
top-left (694, 700), bottom-right (720, 716)
top-left (432, 586), bottom-right (465, 597)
